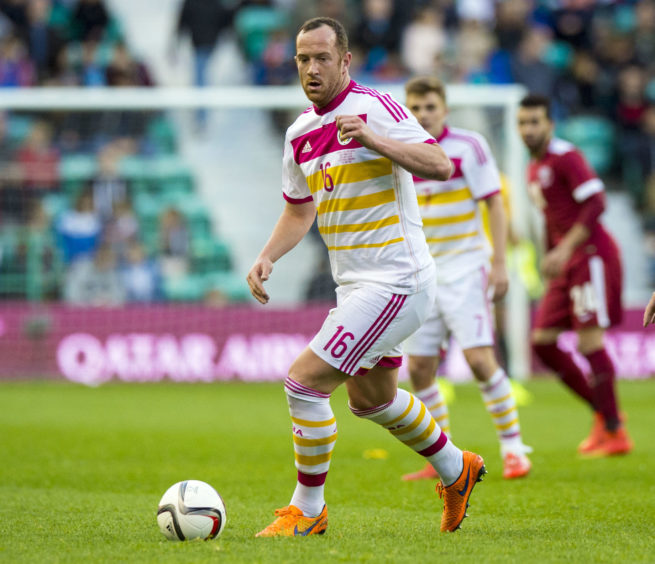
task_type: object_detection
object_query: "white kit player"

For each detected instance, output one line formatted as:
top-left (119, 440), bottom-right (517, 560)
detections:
top-left (401, 76), bottom-right (532, 481)
top-left (247, 18), bottom-right (486, 537)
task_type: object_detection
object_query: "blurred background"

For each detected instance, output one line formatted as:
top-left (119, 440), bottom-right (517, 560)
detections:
top-left (0, 0), bottom-right (654, 384)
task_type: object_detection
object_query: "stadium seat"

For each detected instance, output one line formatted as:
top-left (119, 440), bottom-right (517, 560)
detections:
top-left (557, 116), bottom-right (615, 175)
top-left (162, 273), bottom-right (207, 302)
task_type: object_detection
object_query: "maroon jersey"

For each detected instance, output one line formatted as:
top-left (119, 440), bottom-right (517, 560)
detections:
top-left (528, 138), bottom-right (623, 329)
top-left (527, 137), bottom-right (613, 252)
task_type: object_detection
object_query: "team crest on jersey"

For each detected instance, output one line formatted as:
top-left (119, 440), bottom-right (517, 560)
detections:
top-left (337, 129), bottom-right (353, 146)
top-left (537, 166), bottom-right (553, 187)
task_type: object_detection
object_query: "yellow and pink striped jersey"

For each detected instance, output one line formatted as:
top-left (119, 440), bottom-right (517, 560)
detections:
top-left (413, 126), bottom-right (501, 283)
top-left (282, 80), bottom-right (436, 293)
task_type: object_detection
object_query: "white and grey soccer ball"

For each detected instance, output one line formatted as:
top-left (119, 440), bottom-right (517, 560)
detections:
top-left (157, 480), bottom-right (226, 541)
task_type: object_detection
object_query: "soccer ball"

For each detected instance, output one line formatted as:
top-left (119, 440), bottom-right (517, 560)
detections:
top-left (157, 480), bottom-right (226, 541)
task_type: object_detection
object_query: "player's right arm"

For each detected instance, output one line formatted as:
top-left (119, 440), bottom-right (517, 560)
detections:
top-left (644, 292), bottom-right (655, 327)
top-left (247, 200), bottom-right (316, 304)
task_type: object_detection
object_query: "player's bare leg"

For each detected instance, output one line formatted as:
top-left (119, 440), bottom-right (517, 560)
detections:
top-left (463, 346), bottom-right (531, 478)
top-left (401, 355), bottom-right (449, 481)
top-left (576, 327), bottom-right (632, 456)
top-left (348, 365), bottom-right (485, 531)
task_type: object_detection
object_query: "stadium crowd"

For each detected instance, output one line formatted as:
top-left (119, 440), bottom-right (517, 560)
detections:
top-left (1, 0), bottom-right (655, 303)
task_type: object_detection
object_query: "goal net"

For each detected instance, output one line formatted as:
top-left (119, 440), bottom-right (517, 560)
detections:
top-left (0, 84), bottom-right (532, 384)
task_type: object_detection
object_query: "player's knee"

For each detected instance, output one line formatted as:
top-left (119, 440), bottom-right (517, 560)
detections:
top-left (408, 356), bottom-right (438, 390)
top-left (463, 349), bottom-right (496, 381)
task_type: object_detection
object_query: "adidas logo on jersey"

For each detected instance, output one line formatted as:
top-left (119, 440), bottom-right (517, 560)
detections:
top-left (302, 141), bottom-right (312, 153)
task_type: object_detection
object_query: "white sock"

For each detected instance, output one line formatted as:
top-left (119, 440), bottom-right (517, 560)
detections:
top-left (351, 388), bottom-right (463, 485)
top-left (285, 377), bottom-right (337, 517)
top-left (416, 382), bottom-right (451, 438)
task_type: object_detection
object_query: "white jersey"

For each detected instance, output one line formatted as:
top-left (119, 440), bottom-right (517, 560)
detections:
top-left (283, 80), bottom-right (436, 293)
top-left (413, 126), bottom-right (501, 283)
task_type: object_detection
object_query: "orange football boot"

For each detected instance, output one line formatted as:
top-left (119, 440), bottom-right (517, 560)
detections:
top-left (593, 427), bottom-right (633, 457)
top-left (502, 452), bottom-right (532, 479)
top-left (578, 412), bottom-right (605, 455)
top-left (437, 451), bottom-right (486, 532)
top-left (402, 462), bottom-right (440, 481)
top-left (255, 505), bottom-right (327, 537)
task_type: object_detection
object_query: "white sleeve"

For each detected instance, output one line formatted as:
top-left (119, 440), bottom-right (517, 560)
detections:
top-left (368, 93), bottom-right (435, 144)
top-left (460, 133), bottom-right (501, 200)
top-left (281, 134), bottom-right (312, 203)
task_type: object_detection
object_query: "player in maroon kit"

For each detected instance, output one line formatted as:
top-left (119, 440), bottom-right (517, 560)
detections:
top-left (518, 94), bottom-right (632, 457)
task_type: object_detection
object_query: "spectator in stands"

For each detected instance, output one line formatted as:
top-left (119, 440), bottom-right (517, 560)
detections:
top-left (0, 33), bottom-right (36, 86)
top-left (71, 0), bottom-right (109, 42)
top-left (352, 0), bottom-right (405, 79)
top-left (158, 206), bottom-right (190, 280)
top-left (400, 5), bottom-right (446, 77)
top-left (11, 0), bottom-right (66, 83)
top-left (119, 239), bottom-right (161, 303)
top-left (103, 198), bottom-right (139, 261)
top-left (78, 39), bottom-right (105, 86)
top-left (0, 112), bottom-right (19, 200)
top-left (15, 119), bottom-right (59, 219)
top-left (64, 242), bottom-right (125, 306)
top-left (614, 64), bottom-right (651, 205)
top-left (90, 144), bottom-right (129, 224)
top-left (105, 41), bottom-right (153, 87)
top-left (510, 27), bottom-right (558, 98)
top-left (173, 0), bottom-right (234, 88)
top-left (55, 186), bottom-right (101, 263)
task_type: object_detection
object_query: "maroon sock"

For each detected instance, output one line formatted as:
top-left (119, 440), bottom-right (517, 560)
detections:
top-left (584, 348), bottom-right (620, 431)
top-left (533, 342), bottom-right (595, 408)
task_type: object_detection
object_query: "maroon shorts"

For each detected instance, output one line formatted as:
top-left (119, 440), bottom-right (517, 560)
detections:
top-left (534, 242), bottom-right (623, 331)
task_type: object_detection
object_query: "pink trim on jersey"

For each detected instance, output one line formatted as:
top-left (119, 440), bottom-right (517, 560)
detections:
top-left (418, 430), bottom-right (448, 457)
top-left (413, 157), bottom-right (462, 183)
top-left (424, 139), bottom-right (437, 145)
top-left (314, 80), bottom-right (356, 115)
top-left (478, 188), bottom-right (500, 201)
top-left (290, 114), bottom-right (367, 164)
top-left (297, 471), bottom-right (328, 487)
top-left (351, 84), bottom-right (407, 122)
top-left (283, 193), bottom-right (313, 204)
top-left (339, 293), bottom-right (407, 375)
top-left (284, 377), bottom-right (331, 399)
top-left (446, 130), bottom-right (487, 165)
top-left (436, 126), bottom-right (449, 143)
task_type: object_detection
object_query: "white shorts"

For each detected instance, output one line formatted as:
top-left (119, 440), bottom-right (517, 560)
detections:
top-left (309, 283), bottom-right (436, 376)
top-left (403, 266), bottom-right (495, 356)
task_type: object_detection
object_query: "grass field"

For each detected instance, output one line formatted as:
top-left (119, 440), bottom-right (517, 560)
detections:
top-left (0, 378), bottom-right (654, 563)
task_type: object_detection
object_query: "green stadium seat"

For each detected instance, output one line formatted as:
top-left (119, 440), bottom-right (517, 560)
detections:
top-left (203, 272), bottom-right (250, 302)
top-left (147, 118), bottom-right (178, 154)
top-left (234, 6), bottom-right (289, 61)
top-left (191, 239), bottom-right (232, 274)
top-left (557, 116), bottom-right (615, 175)
top-left (162, 273), bottom-right (206, 302)
top-left (6, 115), bottom-right (34, 145)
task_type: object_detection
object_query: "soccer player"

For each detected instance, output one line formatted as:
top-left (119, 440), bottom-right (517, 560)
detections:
top-left (246, 17), bottom-right (486, 537)
top-left (400, 77), bottom-right (532, 482)
top-left (517, 93), bottom-right (632, 456)
top-left (644, 292), bottom-right (655, 327)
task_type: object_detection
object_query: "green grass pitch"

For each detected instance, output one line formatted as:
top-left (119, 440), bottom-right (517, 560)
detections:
top-left (0, 378), bottom-right (654, 563)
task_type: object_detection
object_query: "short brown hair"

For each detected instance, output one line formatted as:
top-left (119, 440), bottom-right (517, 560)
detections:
top-left (405, 76), bottom-right (447, 104)
top-left (297, 17), bottom-right (349, 55)
top-left (520, 93), bottom-right (552, 120)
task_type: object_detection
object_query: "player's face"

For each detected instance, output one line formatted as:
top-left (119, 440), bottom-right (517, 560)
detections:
top-left (517, 106), bottom-right (553, 155)
top-left (406, 92), bottom-right (448, 137)
top-left (295, 25), bottom-right (351, 108)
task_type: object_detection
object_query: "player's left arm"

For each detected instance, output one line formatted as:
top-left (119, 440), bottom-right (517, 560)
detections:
top-left (335, 114), bottom-right (452, 180)
top-left (483, 193), bottom-right (509, 301)
top-left (542, 151), bottom-right (605, 279)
